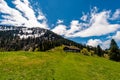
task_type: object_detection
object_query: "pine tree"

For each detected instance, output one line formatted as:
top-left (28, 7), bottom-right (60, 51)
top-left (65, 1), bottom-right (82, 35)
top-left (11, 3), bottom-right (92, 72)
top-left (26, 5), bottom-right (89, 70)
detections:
top-left (96, 45), bottom-right (103, 57)
top-left (109, 39), bottom-right (120, 61)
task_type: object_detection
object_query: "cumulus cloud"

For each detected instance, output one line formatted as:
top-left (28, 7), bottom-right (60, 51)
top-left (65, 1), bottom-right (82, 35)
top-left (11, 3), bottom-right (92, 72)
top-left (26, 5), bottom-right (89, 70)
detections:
top-left (52, 7), bottom-right (120, 38)
top-left (71, 10), bottom-right (120, 37)
top-left (87, 39), bottom-right (102, 47)
top-left (66, 20), bottom-right (82, 37)
top-left (53, 20), bottom-right (83, 37)
top-left (0, 0), bottom-right (48, 28)
top-left (101, 40), bottom-right (111, 49)
top-left (87, 39), bottom-right (111, 49)
top-left (52, 24), bottom-right (67, 35)
top-left (86, 30), bottom-right (120, 49)
top-left (112, 31), bottom-right (120, 41)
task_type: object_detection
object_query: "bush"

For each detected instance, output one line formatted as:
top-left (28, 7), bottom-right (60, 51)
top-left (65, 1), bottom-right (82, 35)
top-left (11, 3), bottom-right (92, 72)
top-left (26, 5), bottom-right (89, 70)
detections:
top-left (34, 48), bottom-right (40, 52)
top-left (29, 47), bottom-right (34, 52)
top-left (90, 50), bottom-right (94, 56)
top-left (81, 48), bottom-right (91, 56)
top-left (103, 54), bottom-right (109, 59)
top-left (80, 48), bottom-right (95, 56)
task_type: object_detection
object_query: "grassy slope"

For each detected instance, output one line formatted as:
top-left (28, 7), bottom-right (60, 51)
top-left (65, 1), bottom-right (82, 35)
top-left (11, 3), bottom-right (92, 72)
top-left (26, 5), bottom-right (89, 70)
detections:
top-left (0, 47), bottom-right (120, 80)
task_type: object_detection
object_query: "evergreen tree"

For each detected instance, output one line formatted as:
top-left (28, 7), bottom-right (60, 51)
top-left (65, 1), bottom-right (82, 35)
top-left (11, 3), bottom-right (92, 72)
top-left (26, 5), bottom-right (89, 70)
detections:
top-left (96, 45), bottom-right (103, 56)
top-left (109, 39), bottom-right (120, 61)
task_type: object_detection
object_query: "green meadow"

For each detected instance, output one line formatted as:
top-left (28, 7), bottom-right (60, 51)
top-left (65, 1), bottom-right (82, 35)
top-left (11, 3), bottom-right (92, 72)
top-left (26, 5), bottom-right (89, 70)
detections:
top-left (0, 47), bottom-right (120, 80)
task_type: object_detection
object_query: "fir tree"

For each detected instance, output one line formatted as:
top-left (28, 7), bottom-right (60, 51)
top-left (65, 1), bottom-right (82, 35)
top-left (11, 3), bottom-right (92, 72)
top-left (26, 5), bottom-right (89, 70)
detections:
top-left (109, 39), bottom-right (120, 61)
top-left (96, 45), bottom-right (103, 57)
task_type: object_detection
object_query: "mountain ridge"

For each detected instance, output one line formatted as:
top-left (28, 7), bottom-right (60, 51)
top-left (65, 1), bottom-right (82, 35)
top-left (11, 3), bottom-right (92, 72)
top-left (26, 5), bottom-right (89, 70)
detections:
top-left (0, 25), bottom-right (85, 51)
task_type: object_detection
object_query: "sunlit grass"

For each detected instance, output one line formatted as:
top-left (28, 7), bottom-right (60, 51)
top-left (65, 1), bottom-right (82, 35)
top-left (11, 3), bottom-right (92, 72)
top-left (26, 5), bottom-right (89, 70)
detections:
top-left (0, 47), bottom-right (120, 80)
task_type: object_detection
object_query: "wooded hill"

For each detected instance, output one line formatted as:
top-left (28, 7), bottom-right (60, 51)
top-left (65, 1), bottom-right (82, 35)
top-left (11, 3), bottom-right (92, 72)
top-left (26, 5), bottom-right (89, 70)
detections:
top-left (0, 25), bottom-right (85, 51)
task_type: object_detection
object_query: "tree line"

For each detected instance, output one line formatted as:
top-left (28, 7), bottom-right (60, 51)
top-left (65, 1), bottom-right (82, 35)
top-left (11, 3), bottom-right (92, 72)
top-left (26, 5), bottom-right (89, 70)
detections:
top-left (84, 39), bottom-right (120, 61)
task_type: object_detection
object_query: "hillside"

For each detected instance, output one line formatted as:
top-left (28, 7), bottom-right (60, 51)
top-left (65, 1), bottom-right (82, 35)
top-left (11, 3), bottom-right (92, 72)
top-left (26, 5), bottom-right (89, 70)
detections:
top-left (0, 25), bottom-right (84, 51)
top-left (0, 48), bottom-right (120, 80)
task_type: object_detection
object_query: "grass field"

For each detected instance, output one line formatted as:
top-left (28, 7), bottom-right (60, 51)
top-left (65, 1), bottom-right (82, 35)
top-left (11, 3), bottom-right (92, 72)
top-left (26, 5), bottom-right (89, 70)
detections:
top-left (0, 47), bottom-right (120, 80)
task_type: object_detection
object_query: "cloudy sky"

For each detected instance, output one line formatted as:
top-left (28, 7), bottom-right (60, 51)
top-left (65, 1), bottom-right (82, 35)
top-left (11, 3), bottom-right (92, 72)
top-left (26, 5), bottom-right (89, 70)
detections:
top-left (0, 0), bottom-right (120, 49)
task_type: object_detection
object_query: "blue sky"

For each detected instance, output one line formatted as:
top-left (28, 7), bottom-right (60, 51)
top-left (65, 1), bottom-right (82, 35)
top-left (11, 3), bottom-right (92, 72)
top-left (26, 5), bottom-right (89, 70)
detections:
top-left (0, 0), bottom-right (120, 49)
top-left (38, 0), bottom-right (120, 26)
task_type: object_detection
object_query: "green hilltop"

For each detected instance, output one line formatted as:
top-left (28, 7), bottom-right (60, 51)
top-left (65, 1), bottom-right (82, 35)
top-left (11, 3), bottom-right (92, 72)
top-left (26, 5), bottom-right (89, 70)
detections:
top-left (0, 46), bottom-right (120, 80)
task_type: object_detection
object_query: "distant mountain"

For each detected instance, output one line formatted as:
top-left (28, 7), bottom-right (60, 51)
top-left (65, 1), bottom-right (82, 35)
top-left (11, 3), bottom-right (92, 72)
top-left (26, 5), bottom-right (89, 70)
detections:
top-left (0, 25), bottom-right (85, 51)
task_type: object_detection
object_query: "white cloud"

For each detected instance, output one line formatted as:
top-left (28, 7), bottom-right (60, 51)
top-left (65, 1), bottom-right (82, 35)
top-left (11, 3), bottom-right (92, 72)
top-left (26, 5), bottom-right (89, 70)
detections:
top-left (52, 20), bottom-right (83, 37)
top-left (57, 19), bottom-right (64, 24)
top-left (66, 20), bottom-right (82, 37)
top-left (71, 10), bottom-right (120, 37)
top-left (52, 24), bottom-right (67, 35)
top-left (87, 39), bottom-right (102, 47)
top-left (87, 39), bottom-right (111, 49)
top-left (53, 7), bottom-right (120, 38)
top-left (111, 9), bottom-right (120, 20)
top-left (112, 31), bottom-right (120, 41)
top-left (101, 40), bottom-right (111, 49)
top-left (0, 0), bottom-right (28, 26)
top-left (0, 0), bottom-right (48, 28)
top-left (80, 14), bottom-right (88, 21)
top-left (37, 14), bottom-right (46, 20)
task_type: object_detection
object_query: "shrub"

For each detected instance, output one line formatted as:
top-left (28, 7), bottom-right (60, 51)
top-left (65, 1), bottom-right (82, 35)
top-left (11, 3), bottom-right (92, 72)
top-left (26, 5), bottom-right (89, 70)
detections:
top-left (81, 48), bottom-right (91, 56)
top-left (34, 48), bottom-right (40, 52)
top-left (29, 47), bottom-right (34, 52)
top-left (90, 50), bottom-right (94, 56)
